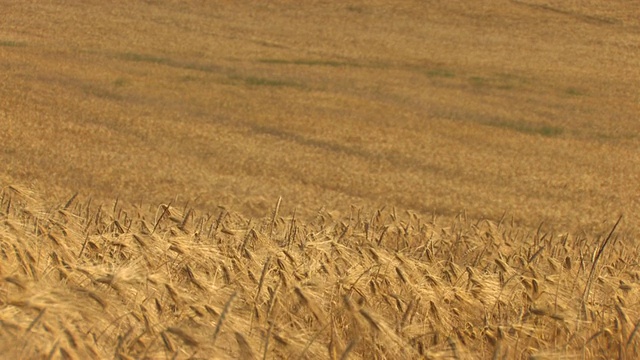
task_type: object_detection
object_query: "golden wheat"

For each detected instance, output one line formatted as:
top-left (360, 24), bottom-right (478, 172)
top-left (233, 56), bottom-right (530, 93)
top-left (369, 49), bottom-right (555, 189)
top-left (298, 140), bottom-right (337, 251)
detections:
top-left (0, 188), bottom-right (638, 359)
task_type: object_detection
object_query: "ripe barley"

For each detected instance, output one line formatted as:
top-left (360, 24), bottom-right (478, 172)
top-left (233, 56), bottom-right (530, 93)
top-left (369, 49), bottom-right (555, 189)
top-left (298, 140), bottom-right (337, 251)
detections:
top-left (166, 327), bottom-right (199, 347)
top-left (235, 331), bottom-right (255, 360)
top-left (1, 189), bottom-right (638, 359)
top-left (160, 331), bottom-right (175, 352)
top-left (358, 309), bottom-right (380, 333)
top-left (255, 256), bottom-right (271, 302)
top-left (63, 327), bottom-right (78, 349)
top-left (211, 291), bottom-right (237, 346)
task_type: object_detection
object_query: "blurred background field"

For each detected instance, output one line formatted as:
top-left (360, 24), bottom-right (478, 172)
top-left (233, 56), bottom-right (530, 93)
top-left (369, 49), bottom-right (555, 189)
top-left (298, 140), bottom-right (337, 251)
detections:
top-left (2, 0), bottom-right (639, 235)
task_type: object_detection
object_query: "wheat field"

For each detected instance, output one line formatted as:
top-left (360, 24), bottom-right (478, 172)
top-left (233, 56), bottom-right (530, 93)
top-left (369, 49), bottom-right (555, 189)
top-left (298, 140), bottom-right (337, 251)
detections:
top-left (1, 186), bottom-right (639, 359)
top-left (2, 1), bottom-right (640, 359)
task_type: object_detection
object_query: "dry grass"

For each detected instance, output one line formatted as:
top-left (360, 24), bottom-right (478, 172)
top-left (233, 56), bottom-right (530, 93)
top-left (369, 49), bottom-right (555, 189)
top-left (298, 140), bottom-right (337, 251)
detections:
top-left (1, 187), bottom-right (639, 359)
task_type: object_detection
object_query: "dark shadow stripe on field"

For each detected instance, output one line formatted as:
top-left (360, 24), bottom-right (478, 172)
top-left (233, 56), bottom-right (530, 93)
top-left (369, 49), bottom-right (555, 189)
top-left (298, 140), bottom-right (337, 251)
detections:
top-left (116, 52), bottom-right (223, 73)
top-left (250, 124), bottom-right (369, 158)
top-left (431, 106), bottom-right (564, 138)
top-left (248, 124), bottom-right (448, 175)
top-left (511, 0), bottom-right (620, 25)
top-left (258, 58), bottom-right (361, 68)
top-left (0, 40), bottom-right (27, 47)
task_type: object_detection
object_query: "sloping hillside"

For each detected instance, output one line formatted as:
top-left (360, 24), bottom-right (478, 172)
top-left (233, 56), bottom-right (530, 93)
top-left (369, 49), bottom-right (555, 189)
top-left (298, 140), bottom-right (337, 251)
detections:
top-left (1, 1), bottom-right (639, 234)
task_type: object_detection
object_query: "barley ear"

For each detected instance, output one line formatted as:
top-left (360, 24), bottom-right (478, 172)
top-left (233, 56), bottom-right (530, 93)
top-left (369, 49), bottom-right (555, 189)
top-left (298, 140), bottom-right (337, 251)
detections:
top-left (581, 215), bottom-right (622, 319)
top-left (212, 291), bottom-right (237, 346)
top-left (270, 197), bottom-right (282, 239)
